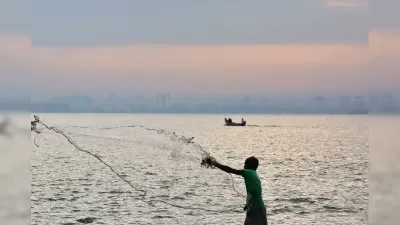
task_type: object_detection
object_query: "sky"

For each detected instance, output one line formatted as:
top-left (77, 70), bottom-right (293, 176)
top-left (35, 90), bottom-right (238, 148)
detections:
top-left (0, 0), bottom-right (399, 98)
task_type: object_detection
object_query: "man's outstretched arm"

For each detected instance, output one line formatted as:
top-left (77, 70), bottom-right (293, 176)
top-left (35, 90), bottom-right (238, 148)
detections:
top-left (214, 162), bottom-right (242, 176)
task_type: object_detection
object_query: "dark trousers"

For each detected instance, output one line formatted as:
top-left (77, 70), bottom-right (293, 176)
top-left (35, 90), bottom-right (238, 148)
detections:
top-left (244, 208), bottom-right (268, 225)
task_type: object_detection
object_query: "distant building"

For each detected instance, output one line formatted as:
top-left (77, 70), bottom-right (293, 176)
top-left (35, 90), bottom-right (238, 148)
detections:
top-left (368, 92), bottom-right (399, 113)
top-left (313, 96), bottom-right (325, 105)
top-left (313, 96), bottom-right (325, 108)
top-left (382, 93), bottom-right (396, 107)
top-left (354, 96), bottom-right (365, 107)
top-left (243, 96), bottom-right (251, 106)
top-left (339, 96), bottom-right (351, 110)
top-left (157, 93), bottom-right (170, 109)
top-left (344, 95), bottom-right (369, 114)
top-left (310, 96), bottom-right (326, 113)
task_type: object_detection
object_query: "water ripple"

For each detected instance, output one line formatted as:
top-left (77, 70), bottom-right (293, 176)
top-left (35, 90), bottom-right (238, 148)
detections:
top-left (31, 114), bottom-right (368, 225)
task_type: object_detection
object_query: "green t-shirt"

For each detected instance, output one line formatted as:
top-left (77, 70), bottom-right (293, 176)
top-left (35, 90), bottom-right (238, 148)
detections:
top-left (239, 169), bottom-right (265, 210)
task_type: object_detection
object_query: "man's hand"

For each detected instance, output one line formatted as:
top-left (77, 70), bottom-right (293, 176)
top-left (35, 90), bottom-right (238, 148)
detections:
top-left (201, 155), bottom-right (242, 176)
top-left (208, 156), bottom-right (218, 167)
top-left (201, 155), bottom-right (218, 168)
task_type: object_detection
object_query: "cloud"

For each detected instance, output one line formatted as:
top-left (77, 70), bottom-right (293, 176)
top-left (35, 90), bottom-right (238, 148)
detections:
top-left (27, 30), bottom-right (399, 94)
top-left (367, 30), bottom-right (400, 92)
top-left (0, 35), bottom-right (31, 96)
top-left (0, 0), bottom-right (31, 97)
top-left (369, 30), bottom-right (400, 58)
top-left (32, 0), bottom-right (368, 46)
top-left (0, 35), bottom-right (30, 67)
top-left (32, 44), bottom-right (369, 74)
top-left (1, 30), bottom-right (398, 96)
top-left (29, 38), bottom-right (374, 94)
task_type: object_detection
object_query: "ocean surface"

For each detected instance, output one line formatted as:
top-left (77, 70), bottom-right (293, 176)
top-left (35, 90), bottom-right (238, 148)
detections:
top-left (7, 113), bottom-right (399, 225)
top-left (28, 114), bottom-right (371, 225)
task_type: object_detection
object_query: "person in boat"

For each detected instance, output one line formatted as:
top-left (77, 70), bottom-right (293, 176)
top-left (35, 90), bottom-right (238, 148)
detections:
top-left (241, 118), bottom-right (245, 124)
top-left (208, 156), bottom-right (267, 225)
top-left (228, 118), bottom-right (232, 123)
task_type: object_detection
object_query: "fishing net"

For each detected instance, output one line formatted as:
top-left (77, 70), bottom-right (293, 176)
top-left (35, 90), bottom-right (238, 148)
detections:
top-left (31, 115), bottom-right (245, 218)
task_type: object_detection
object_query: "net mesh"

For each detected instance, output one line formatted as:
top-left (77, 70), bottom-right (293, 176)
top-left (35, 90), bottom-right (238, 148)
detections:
top-left (31, 115), bottom-right (245, 213)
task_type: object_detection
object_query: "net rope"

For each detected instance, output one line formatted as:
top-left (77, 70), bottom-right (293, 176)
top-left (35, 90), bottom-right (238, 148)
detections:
top-left (31, 115), bottom-right (245, 213)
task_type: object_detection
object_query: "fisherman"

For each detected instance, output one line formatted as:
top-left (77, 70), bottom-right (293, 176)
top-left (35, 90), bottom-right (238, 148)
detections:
top-left (207, 156), bottom-right (268, 225)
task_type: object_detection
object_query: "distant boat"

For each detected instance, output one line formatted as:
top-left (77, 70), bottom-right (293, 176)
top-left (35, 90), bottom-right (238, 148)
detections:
top-left (224, 118), bottom-right (246, 126)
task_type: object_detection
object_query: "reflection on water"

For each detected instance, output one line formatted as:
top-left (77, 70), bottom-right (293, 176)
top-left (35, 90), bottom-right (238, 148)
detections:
top-left (7, 114), bottom-right (368, 224)
top-left (29, 114), bottom-right (370, 225)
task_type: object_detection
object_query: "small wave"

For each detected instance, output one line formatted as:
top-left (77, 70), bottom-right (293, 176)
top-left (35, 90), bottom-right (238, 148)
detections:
top-left (274, 197), bottom-right (317, 204)
top-left (46, 197), bottom-right (68, 201)
top-left (184, 211), bottom-right (203, 216)
top-left (70, 197), bottom-right (79, 201)
top-left (153, 195), bottom-right (170, 199)
top-left (182, 191), bottom-right (196, 196)
top-left (152, 215), bottom-right (175, 219)
top-left (269, 206), bottom-right (294, 214)
top-left (320, 205), bottom-right (359, 213)
top-left (98, 190), bottom-right (132, 194)
top-left (76, 217), bottom-right (97, 224)
top-left (288, 197), bottom-right (317, 204)
top-left (171, 196), bottom-right (186, 200)
top-left (144, 172), bottom-right (157, 176)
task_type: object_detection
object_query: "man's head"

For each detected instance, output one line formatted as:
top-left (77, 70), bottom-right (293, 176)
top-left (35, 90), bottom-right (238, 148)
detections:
top-left (244, 156), bottom-right (259, 170)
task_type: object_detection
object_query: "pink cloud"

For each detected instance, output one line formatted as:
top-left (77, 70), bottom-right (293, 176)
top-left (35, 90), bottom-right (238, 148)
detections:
top-left (0, 36), bottom-right (31, 93)
top-left (369, 30), bottom-right (400, 58)
top-left (367, 30), bottom-right (400, 92)
top-left (0, 35), bottom-right (30, 70)
top-left (32, 43), bottom-right (370, 74)
top-left (1, 31), bottom-right (399, 95)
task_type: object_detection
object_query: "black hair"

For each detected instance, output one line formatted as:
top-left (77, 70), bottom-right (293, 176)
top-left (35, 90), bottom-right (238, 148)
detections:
top-left (245, 156), bottom-right (259, 170)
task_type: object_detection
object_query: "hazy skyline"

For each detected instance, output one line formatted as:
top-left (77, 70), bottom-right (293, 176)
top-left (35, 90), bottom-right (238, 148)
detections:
top-left (1, 0), bottom-right (399, 97)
